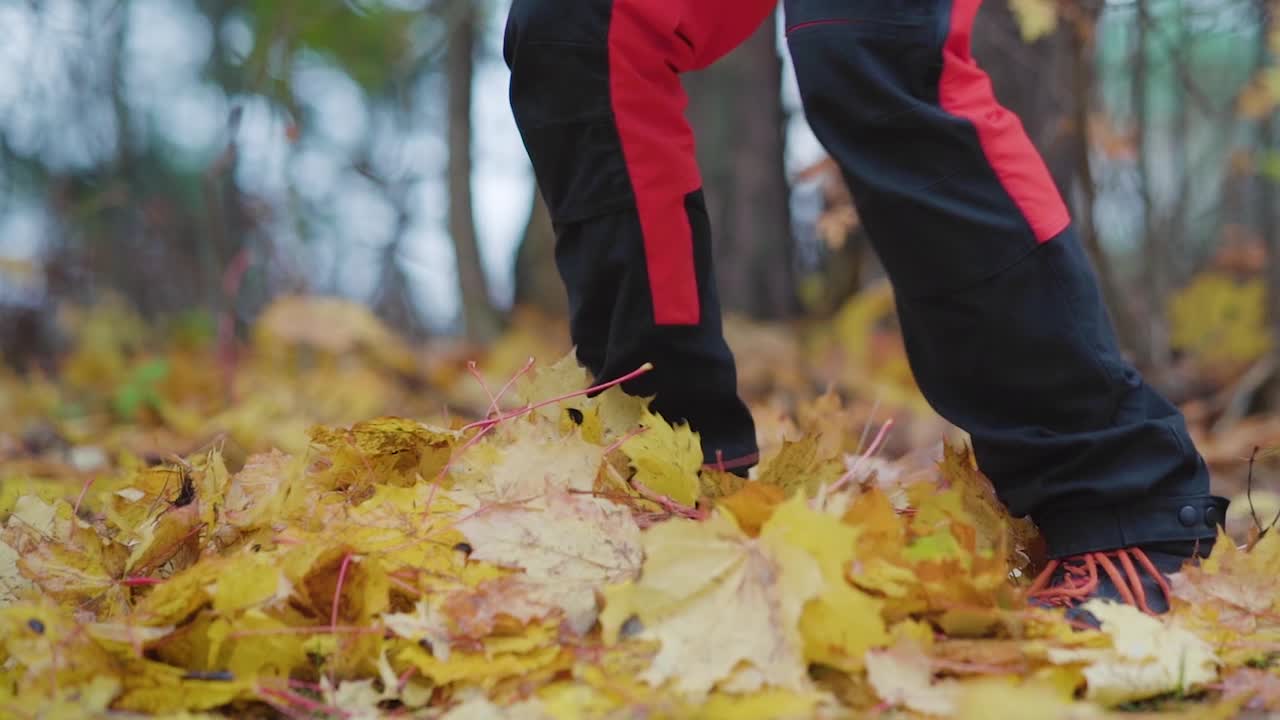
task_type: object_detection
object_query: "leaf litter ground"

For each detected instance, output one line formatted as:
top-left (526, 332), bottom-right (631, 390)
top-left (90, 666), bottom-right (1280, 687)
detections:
top-left (2, 300), bottom-right (1279, 719)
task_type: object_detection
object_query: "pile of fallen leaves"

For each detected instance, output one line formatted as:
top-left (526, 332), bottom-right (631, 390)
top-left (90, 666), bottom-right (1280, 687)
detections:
top-left (2, 296), bottom-right (1280, 718)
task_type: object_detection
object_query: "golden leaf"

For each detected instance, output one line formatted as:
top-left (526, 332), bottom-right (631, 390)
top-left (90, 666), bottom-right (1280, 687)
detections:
top-left (757, 436), bottom-right (844, 499)
top-left (717, 482), bottom-right (786, 536)
top-left (1169, 273), bottom-right (1273, 371)
top-left (309, 417), bottom-right (459, 490)
top-left (621, 409), bottom-right (703, 507)
top-left (953, 676), bottom-right (1103, 720)
top-left (397, 633), bottom-right (565, 689)
top-left (1008, 0), bottom-right (1059, 42)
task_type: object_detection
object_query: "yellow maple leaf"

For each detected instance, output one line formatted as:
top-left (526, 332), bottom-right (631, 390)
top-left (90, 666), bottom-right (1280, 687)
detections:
top-left (1, 602), bottom-right (118, 682)
top-left (397, 633), bottom-right (566, 689)
top-left (456, 489), bottom-right (642, 635)
top-left (514, 351), bottom-right (594, 422)
top-left (384, 597), bottom-right (451, 650)
top-left (953, 676), bottom-right (1103, 719)
top-left (695, 689), bottom-right (835, 719)
top-left (11, 675), bottom-right (122, 719)
top-left (111, 655), bottom-right (253, 714)
top-left (320, 677), bottom-right (388, 720)
top-left (1047, 600), bottom-right (1219, 706)
top-left (1169, 273), bottom-right (1273, 371)
top-left (1169, 529), bottom-right (1280, 633)
top-left (843, 486), bottom-right (906, 547)
top-left (698, 468), bottom-right (747, 500)
top-left (511, 351), bottom-right (652, 443)
top-left (717, 482), bottom-right (787, 536)
top-left (7, 495), bottom-right (66, 537)
top-left (283, 544), bottom-right (390, 625)
top-left (104, 464), bottom-right (189, 537)
top-left (766, 494), bottom-right (888, 672)
top-left (0, 540), bottom-right (33, 607)
top-left (439, 575), bottom-right (563, 640)
top-left (191, 449), bottom-right (229, 536)
top-left (756, 436), bottom-right (844, 499)
top-left (125, 502), bottom-right (202, 578)
top-left (16, 520), bottom-right (121, 610)
top-left (845, 490), bottom-right (928, 618)
top-left (599, 510), bottom-right (822, 697)
top-left (438, 694), bottom-right (553, 720)
top-left (935, 440), bottom-right (1038, 569)
top-left (309, 417), bottom-right (458, 490)
top-left (558, 639), bottom-right (665, 709)
top-left (221, 449), bottom-right (301, 531)
top-left (865, 639), bottom-right (958, 716)
top-left (481, 428), bottom-right (603, 502)
top-left (0, 481), bottom-right (73, 526)
top-left (621, 409), bottom-right (703, 507)
top-left (792, 390), bottom-right (849, 459)
top-left (211, 555), bottom-right (291, 614)
top-left (133, 559), bottom-right (233, 627)
top-left (205, 610), bottom-right (312, 678)
top-left (591, 385), bottom-right (650, 441)
top-left (538, 681), bottom-right (631, 718)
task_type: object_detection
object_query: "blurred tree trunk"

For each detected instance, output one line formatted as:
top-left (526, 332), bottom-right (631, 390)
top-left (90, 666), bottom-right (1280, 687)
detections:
top-left (1070, 2), bottom-right (1143, 360)
top-left (447, 2), bottom-right (502, 341)
top-left (1133, 0), bottom-right (1173, 372)
top-left (973, 1), bottom-right (1140, 357)
top-left (374, 189), bottom-right (423, 339)
top-left (973, 3), bottom-right (1075, 186)
top-left (1262, 5), bottom-right (1280, 409)
top-left (686, 13), bottom-right (798, 321)
top-left (1265, 112), bottom-right (1279, 409)
top-left (512, 189), bottom-right (566, 316)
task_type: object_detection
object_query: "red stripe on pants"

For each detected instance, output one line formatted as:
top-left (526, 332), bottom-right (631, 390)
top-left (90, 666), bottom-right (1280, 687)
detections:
top-left (940, 0), bottom-right (1071, 243)
top-left (607, 0), bottom-right (775, 325)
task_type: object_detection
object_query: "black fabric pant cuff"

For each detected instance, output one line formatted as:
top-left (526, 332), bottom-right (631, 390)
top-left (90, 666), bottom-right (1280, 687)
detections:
top-left (1033, 495), bottom-right (1230, 558)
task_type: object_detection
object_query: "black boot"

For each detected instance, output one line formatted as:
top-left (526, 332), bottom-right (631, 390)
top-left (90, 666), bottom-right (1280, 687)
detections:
top-left (1026, 540), bottom-right (1212, 625)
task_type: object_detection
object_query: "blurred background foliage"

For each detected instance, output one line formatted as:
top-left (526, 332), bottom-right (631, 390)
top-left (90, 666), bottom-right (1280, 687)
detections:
top-left (0, 0), bottom-right (1277, 482)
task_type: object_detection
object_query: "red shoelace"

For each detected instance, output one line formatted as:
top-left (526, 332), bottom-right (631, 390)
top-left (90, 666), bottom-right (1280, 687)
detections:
top-left (1026, 547), bottom-right (1172, 616)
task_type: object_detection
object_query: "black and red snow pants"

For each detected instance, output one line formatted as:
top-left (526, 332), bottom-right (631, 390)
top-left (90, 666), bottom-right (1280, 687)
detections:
top-left (501, 0), bottom-right (1228, 558)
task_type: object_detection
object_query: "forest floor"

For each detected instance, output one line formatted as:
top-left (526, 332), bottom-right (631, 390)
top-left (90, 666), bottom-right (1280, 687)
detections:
top-left (1, 291), bottom-right (1279, 719)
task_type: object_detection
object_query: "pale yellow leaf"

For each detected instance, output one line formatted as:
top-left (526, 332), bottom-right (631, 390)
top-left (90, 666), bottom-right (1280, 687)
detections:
top-left (1047, 600), bottom-right (1219, 706)
top-left (484, 429), bottom-right (603, 502)
top-left (599, 510), bottom-right (822, 697)
top-left (456, 490), bottom-right (642, 635)
top-left (865, 639), bottom-right (957, 716)
top-left (954, 676), bottom-right (1104, 720)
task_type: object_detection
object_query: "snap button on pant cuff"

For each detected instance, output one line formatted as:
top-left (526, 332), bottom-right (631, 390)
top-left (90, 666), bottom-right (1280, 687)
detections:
top-left (1033, 495), bottom-right (1230, 558)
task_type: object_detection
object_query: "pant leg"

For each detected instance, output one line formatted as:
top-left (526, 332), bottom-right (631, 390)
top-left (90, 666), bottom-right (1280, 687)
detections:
top-left (782, 0), bottom-right (1228, 557)
top-left (503, 0), bottom-right (773, 471)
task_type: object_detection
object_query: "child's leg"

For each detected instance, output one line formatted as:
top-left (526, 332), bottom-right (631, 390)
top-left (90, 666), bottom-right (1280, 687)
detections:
top-left (503, 0), bottom-right (775, 471)
top-left (782, 0), bottom-right (1226, 558)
